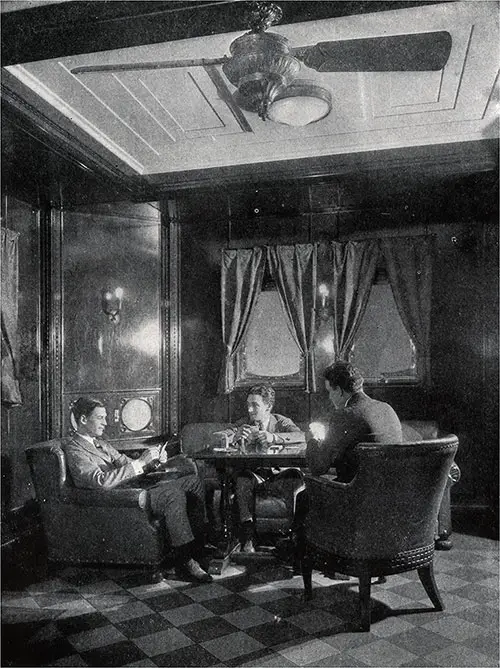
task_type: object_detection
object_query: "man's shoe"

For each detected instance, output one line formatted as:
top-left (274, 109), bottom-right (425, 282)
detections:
top-left (150, 570), bottom-right (168, 584)
top-left (242, 539), bottom-right (256, 554)
top-left (177, 558), bottom-right (213, 583)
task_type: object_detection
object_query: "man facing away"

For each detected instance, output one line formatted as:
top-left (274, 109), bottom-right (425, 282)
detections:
top-left (307, 361), bottom-right (403, 481)
top-left (219, 384), bottom-right (305, 553)
top-left (65, 397), bottom-right (212, 582)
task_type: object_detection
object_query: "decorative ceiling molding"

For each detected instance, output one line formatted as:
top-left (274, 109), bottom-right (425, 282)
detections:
top-left (145, 139), bottom-right (499, 192)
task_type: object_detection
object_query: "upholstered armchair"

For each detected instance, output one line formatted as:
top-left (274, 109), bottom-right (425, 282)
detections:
top-left (401, 421), bottom-right (461, 549)
top-left (300, 434), bottom-right (459, 631)
top-left (26, 439), bottom-right (166, 566)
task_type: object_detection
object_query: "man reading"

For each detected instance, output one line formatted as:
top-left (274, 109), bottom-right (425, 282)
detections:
top-left (65, 397), bottom-right (212, 582)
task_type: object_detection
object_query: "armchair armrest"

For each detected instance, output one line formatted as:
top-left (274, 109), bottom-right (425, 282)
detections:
top-left (61, 487), bottom-right (149, 509)
top-left (305, 473), bottom-right (353, 491)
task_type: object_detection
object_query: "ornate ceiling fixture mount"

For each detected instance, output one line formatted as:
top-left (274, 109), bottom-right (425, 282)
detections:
top-left (244, 1), bottom-right (283, 33)
top-left (223, 1), bottom-right (331, 124)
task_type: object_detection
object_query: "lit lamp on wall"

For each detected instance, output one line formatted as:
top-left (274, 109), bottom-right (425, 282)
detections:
top-left (316, 283), bottom-right (330, 321)
top-left (101, 287), bottom-right (123, 323)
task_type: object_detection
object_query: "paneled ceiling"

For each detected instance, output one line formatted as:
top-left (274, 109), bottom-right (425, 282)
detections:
top-left (2, 1), bottom-right (499, 191)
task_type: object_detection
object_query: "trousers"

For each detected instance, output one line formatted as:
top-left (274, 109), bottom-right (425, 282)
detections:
top-left (148, 474), bottom-right (206, 547)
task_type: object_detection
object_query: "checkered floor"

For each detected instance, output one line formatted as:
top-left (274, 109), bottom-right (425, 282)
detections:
top-left (2, 531), bottom-right (498, 667)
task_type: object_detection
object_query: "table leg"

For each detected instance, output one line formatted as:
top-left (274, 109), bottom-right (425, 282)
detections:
top-left (205, 464), bottom-right (239, 575)
top-left (220, 465), bottom-right (232, 542)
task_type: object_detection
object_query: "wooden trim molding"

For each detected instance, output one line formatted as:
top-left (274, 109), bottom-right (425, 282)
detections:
top-left (47, 206), bottom-right (63, 437)
top-left (146, 139), bottom-right (499, 192)
top-left (161, 200), bottom-right (181, 435)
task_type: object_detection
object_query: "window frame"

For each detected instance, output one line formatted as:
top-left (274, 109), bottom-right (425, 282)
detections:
top-left (348, 270), bottom-right (422, 388)
top-left (233, 284), bottom-right (306, 389)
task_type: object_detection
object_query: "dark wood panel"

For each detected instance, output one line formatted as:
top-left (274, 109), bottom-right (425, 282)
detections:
top-left (180, 193), bottom-right (227, 425)
top-left (62, 207), bottom-right (161, 394)
top-left (1, 197), bottom-right (42, 511)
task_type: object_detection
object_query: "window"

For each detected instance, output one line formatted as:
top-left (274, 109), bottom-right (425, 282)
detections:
top-left (349, 278), bottom-right (419, 384)
top-left (234, 288), bottom-right (304, 387)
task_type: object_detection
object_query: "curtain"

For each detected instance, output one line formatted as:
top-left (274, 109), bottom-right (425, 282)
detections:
top-left (320, 240), bottom-right (379, 360)
top-left (381, 235), bottom-right (433, 385)
top-left (1, 228), bottom-right (22, 407)
top-left (218, 247), bottom-right (266, 393)
top-left (268, 244), bottom-right (317, 392)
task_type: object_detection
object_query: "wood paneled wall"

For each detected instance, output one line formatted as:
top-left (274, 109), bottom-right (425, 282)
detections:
top-left (59, 202), bottom-right (165, 442)
top-left (178, 174), bottom-right (499, 507)
top-left (1, 196), bottom-right (42, 511)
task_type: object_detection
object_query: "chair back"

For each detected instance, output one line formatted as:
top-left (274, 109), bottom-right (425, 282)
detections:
top-left (306, 435), bottom-right (458, 561)
top-left (25, 440), bottom-right (71, 502)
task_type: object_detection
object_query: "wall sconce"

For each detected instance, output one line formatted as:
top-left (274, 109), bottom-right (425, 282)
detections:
top-left (101, 287), bottom-right (123, 323)
top-left (316, 283), bottom-right (330, 321)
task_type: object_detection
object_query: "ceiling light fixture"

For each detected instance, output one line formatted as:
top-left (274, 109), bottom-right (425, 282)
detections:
top-left (223, 2), bottom-right (332, 125)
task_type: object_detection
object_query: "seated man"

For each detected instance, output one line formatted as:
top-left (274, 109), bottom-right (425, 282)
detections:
top-left (307, 361), bottom-right (403, 482)
top-left (65, 397), bottom-right (212, 583)
top-left (219, 384), bottom-right (305, 553)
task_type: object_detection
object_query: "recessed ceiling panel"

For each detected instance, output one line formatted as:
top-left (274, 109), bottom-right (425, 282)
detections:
top-left (4, 1), bottom-right (498, 179)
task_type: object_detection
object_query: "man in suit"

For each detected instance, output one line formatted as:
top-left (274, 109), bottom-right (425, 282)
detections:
top-left (65, 397), bottom-right (212, 582)
top-left (307, 361), bottom-right (403, 481)
top-left (220, 384), bottom-right (305, 553)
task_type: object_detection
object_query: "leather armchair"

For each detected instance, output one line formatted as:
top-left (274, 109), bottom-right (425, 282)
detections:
top-left (26, 439), bottom-right (165, 566)
top-left (300, 434), bottom-right (459, 631)
top-left (402, 421), bottom-right (461, 548)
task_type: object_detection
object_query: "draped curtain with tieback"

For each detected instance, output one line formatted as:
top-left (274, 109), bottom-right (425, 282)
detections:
top-left (380, 235), bottom-right (433, 385)
top-left (1, 227), bottom-right (23, 407)
top-left (218, 247), bottom-right (266, 394)
top-left (267, 244), bottom-right (317, 392)
top-left (319, 240), bottom-right (379, 361)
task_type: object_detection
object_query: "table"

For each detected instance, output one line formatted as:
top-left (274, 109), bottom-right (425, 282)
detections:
top-left (193, 445), bottom-right (307, 573)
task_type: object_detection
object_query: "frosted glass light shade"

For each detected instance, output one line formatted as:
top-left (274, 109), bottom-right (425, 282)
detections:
top-left (267, 80), bottom-right (332, 126)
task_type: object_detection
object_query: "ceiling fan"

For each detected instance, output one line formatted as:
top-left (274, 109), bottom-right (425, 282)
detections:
top-left (71, 1), bottom-right (452, 128)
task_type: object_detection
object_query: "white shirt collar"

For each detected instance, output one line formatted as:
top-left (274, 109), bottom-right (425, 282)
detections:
top-left (78, 433), bottom-right (97, 446)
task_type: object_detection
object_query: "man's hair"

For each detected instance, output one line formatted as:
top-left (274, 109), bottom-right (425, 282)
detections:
top-left (324, 361), bottom-right (364, 394)
top-left (247, 384), bottom-right (275, 409)
top-left (72, 397), bottom-right (105, 423)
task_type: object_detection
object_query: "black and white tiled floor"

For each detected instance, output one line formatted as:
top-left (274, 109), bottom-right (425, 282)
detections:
top-left (2, 531), bottom-right (498, 667)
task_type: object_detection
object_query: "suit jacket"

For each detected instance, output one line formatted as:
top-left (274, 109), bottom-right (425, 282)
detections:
top-left (225, 413), bottom-right (304, 444)
top-left (64, 432), bottom-right (141, 490)
top-left (306, 391), bottom-right (403, 480)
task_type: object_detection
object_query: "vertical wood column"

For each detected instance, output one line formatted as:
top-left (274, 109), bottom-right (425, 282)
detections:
top-left (42, 204), bottom-right (63, 438)
top-left (162, 198), bottom-right (180, 434)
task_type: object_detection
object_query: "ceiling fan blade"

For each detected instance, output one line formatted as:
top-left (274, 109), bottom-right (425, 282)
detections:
top-left (294, 31), bottom-right (452, 72)
top-left (71, 57), bottom-right (226, 75)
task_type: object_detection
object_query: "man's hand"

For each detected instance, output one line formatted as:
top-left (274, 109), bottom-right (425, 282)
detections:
top-left (254, 430), bottom-right (273, 447)
top-left (234, 424), bottom-right (254, 442)
top-left (137, 446), bottom-right (160, 469)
